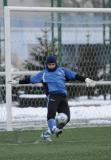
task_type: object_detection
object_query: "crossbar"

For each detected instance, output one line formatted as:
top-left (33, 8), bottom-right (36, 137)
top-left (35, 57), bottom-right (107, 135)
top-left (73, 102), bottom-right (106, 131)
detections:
top-left (5, 6), bottom-right (111, 13)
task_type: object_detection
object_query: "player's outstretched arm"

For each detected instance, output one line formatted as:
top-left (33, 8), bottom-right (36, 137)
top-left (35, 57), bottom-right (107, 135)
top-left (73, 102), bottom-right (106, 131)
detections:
top-left (8, 75), bottom-right (30, 85)
top-left (75, 75), bottom-right (96, 87)
top-left (8, 71), bottom-right (44, 85)
top-left (63, 68), bottom-right (96, 87)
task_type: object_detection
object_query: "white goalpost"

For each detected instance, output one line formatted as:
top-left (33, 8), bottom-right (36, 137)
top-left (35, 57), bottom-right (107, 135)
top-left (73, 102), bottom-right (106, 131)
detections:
top-left (3, 6), bottom-right (111, 131)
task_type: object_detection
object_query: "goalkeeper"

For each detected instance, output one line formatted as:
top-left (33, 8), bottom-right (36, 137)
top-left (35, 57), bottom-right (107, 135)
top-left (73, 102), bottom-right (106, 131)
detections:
top-left (10, 55), bottom-right (95, 141)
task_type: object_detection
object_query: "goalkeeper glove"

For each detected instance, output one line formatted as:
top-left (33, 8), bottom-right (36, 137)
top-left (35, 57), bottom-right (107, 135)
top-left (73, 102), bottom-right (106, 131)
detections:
top-left (85, 78), bottom-right (96, 87)
top-left (8, 76), bottom-right (20, 85)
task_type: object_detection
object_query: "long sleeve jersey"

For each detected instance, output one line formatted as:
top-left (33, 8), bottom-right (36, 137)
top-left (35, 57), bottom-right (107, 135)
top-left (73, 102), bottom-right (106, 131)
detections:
top-left (23, 66), bottom-right (85, 96)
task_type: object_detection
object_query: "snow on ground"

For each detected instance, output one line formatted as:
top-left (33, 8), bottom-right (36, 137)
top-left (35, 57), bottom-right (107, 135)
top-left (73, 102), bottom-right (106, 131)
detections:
top-left (0, 96), bottom-right (111, 130)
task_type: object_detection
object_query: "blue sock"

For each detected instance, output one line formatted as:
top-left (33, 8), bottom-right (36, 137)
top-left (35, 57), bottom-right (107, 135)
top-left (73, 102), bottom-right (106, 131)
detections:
top-left (48, 119), bottom-right (57, 132)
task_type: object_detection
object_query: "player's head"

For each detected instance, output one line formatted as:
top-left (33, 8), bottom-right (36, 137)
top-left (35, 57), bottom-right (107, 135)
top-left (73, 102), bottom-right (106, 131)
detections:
top-left (46, 55), bottom-right (57, 71)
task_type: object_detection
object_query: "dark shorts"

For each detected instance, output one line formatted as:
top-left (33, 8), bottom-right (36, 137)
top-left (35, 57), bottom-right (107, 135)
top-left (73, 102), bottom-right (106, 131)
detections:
top-left (47, 93), bottom-right (70, 122)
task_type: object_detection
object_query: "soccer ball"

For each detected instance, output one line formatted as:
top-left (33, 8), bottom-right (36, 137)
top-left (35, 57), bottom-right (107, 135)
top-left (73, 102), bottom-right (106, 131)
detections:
top-left (56, 113), bottom-right (68, 124)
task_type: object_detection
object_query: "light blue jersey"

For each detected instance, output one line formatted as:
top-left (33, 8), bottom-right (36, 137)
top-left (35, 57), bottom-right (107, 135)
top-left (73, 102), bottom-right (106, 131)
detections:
top-left (30, 66), bottom-right (77, 95)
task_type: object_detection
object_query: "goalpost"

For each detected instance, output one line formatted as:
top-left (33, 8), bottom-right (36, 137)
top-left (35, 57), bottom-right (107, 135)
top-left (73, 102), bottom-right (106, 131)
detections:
top-left (3, 6), bottom-right (111, 131)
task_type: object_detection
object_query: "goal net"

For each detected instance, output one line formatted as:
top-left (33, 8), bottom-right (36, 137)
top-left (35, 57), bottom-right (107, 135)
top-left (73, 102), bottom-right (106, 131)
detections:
top-left (1, 7), bottom-right (111, 131)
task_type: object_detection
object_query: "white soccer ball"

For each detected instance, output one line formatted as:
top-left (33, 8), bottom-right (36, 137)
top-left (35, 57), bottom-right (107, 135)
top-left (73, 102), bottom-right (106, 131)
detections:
top-left (56, 113), bottom-right (68, 124)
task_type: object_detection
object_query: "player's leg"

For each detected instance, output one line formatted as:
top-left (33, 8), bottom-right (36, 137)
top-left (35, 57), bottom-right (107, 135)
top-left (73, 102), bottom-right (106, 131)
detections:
top-left (47, 94), bottom-right (58, 133)
top-left (41, 94), bottom-right (61, 141)
top-left (57, 96), bottom-right (70, 129)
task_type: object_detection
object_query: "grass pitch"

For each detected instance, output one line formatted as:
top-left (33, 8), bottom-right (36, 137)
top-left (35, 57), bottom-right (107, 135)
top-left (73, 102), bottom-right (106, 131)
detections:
top-left (0, 126), bottom-right (111, 160)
